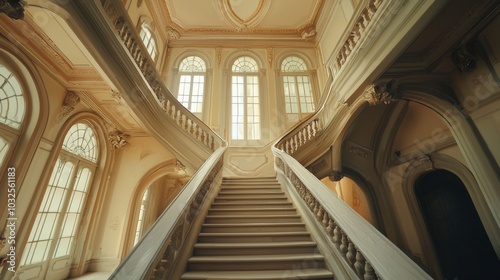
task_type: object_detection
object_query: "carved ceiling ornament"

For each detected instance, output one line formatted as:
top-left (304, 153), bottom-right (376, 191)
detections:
top-left (0, 0), bottom-right (26, 20)
top-left (451, 42), bottom-right (477, 73)
top-left (363, 82), bottom-right (393, 106)
top-left (56, 91), bottom-right (80, 124)
top-left (220, 0), bottom-right (270, 30)
top-left (108, 130), bottom-right (130, 149)
top-left (301, 27), bottom-right (317, 40)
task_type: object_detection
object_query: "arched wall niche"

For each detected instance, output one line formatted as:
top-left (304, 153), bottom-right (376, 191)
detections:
top-left (402, 153), bottom-right (500, 279)
top-left (398, 85), bottom-right (500, 230)
top-left (121, 160), bottom-right (190, 258)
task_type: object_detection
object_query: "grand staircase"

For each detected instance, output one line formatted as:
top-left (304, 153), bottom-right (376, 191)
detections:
top-left (181, 177), bottom-right (334, 280)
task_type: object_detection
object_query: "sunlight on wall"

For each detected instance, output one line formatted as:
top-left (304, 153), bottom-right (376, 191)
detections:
top-left (321, 176), bottom-right (375, 226)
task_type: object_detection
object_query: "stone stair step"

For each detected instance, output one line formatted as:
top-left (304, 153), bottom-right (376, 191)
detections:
top-left (186, 254), bottom-right (326, 271)
top-left (204, 214), bottom-right (302, 224)
top-left (193, 241), bottom-right (318, 255)
top-left (214, 197), bottom-right (289, 204)
top-left (208, 208), bottom-right (297, 216)
top-left (198, 232), bottom-right (311, 243)
top-left (181, 269), bottom-right (334, 280)
top-left (210, 201), bottom-right (294, 209)
top-left (218, 189), bottom-right (285, 194)
top-left (200, 222), bottom-right (307, 233)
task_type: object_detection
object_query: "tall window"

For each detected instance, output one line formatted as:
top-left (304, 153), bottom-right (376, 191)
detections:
top-left (0, 63), bottom-right (25, 167)
top-left (231, 56), bottom-right (260, 140)
top-left (139, 23), bottom-right (157, 60)
top-left (177, 56), bottom-right (206, 117)
top-left (281, 56), bottom-right (314, 125)
top-left (21, 123), bottom-right (98, 266)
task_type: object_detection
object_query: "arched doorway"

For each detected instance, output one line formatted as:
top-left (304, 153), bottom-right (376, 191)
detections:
top-left (415, 169), bottom-right (500, 279)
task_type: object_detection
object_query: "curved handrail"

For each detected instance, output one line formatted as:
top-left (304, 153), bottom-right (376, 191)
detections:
top-left (273, 147), bottom-right (432, 279)
top-left (109, 145), bottom-right (227, 280)
top-left (275, 0), bottom-right (387, 157)
top-left (99, 0), bottom-right (224, 151)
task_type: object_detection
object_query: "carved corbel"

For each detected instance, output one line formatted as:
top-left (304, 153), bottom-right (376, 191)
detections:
top-left (108, 130), bottom-right (130, 149)
top-left (329, 171), bottom-right (344, 182)
top-left (363, 82), bottom-right (394, 106)
top-left (167, 27), bottom-right (180, 40)
top-left (0, 0), bottom-right (26, 20)
top-left (301, 27), bottom-right (317, 41)
top-left (451, 43), bottom-right (476, 73)
top-left (56, 91), bottom-right (80, 123)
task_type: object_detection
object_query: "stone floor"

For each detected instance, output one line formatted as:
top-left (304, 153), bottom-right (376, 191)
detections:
top-left (67, 272), bottom-right (112, 280)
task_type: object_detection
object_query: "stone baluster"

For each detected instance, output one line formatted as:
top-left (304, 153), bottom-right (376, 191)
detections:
top-left (354, 250), bottom-right (366, 277)
top-left (340, 232), bottom-right (348, 256)
top-left (347, 241), bottom-right (356, 265)
top-left (364, 262), bottom-right (377, 280)
top-left (333, 225), bottom-right (341, 247)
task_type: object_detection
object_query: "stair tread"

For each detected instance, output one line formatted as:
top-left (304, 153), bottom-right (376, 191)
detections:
top-left (199, 232), bottom-right (310, 237)
top-left (181, 269), bottom-right (333, 279)
top-left (202, 222), bottom-right (305, 227)
top-left (209, 207), bottom-right (296, 211)
top-left (206, 214), bottom-right (299, 218)
top-left (189, 253), bottom-right (324, 262)
top-left (194, 241), bottom-right (316, 248)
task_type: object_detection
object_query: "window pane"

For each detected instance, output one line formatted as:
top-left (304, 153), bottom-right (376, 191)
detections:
top-left (62, 123), bottom-right (98, 162)
top-left (177, 57), bottom-right (206, 114)
top-left (140, 24), bottom-right (157, 60)
top-left (0, 64), bottom-right (25, 129)
top-left (0, 137), bottom-right (9, 167)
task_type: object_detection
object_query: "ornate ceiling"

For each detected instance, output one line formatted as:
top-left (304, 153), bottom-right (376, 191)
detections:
top-left (152, 0), bottom-right (324, 41)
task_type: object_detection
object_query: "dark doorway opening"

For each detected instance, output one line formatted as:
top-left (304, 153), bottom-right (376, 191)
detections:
top-left (416, 169), bottom-right (499, 279)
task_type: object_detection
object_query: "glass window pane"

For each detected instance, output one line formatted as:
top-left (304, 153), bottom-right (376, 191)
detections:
top-left (62, 123), bottom-right (99, 162)
top-left (0, 64), bottom-right (25, 129)
top-left (0, 137), bottom-right (10, 167)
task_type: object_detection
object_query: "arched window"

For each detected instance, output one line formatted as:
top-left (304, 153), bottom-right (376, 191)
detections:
top-left (281, 56), bottom-right (314, 126)
top-left (231, 56), bottom-right (260, 140)
top-left (139, 23), bottom-right (157, 60)
top-left (21, 123), bottom-right (98, 274)
top-left (0, 63), bottom-right (26, 167)
top-left (177, 56), bottom-right (206, 117)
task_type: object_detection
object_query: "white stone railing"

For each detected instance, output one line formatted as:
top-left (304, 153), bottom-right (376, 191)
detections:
top-left (273, 148), bottom-right (432, 280)
top-left (109, 146), bottom-right (226, 280)
top-left (275, 0), bottom-right (387, 157)
top-left (100, 0), bottom-right (221, 151)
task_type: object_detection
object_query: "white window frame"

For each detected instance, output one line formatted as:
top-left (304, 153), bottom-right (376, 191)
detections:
top-left (230, 56), bottom-right (261, 142)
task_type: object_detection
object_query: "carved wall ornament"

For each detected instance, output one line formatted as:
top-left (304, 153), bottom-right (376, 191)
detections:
top-left (301, 28), bottom-right (317, 40)
top-left (329, 171), bottom-right (344, 182)
top-left (216, 47), bottom-right (222, 67)
top-left (451, 42), bottom-right (477, 73)
top-left (363, 83), bottom-right (393, 106)
top-left (345, 142), bottom-right (370, 159)
top-left (56, 91), bottom-right (80, 123)
top-left (0, 0), bottom-right (27, 20)
top-left (108, 130), bottom-right (130, 149)
top-left (167, 26), bottom-right (181, 40)
top-left (267, 47), bottom-right (273, 67)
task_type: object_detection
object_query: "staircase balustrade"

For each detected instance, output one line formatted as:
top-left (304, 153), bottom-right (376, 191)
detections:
top-left (109, 147), bottom-right (226, 280)
top-left (272, 148), bottom-right (432, 280)
top-left (275, 0), bottom-right (392, 158)
top-left (100, 0), bottom-right (219, 151)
